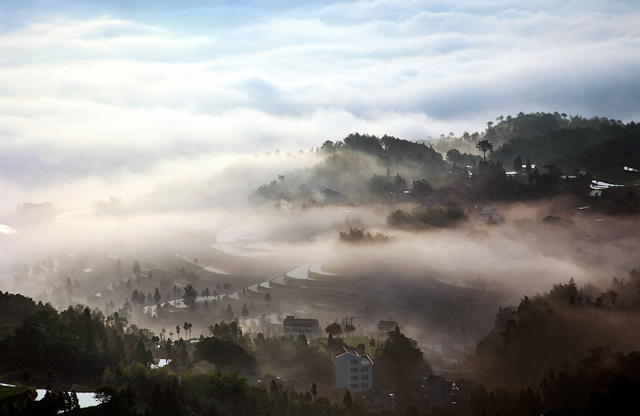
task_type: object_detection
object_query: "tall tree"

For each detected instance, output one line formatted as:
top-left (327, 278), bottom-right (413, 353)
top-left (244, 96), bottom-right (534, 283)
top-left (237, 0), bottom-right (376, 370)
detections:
top-left (344, 323), bottom-right (356, 337)
top-left (513, 155), bottom-right (523, 171)
top-left (343, 391), bottom-right (352, 408)
top-left (476, 140), bottom-right (494, 162)
top-left (133, 261), bottom-right (141, 277)
top-left (376, 327), bottom-right (431, 389)
top-left (325, 323), bottom-right (343, 337)
top-left (182, 284), bottom-right (198, 310)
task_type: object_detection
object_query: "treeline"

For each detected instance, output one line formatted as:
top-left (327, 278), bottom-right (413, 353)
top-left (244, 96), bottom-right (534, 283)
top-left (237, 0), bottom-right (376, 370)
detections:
top-left (253, 112), bottom-right (640, 212)
top-left (387, 206), bottom-right (466, 229)
top-left (98, 363), bottom-right (373, 416)
top-left (251, 133), bottom-right (448, 204)
top-left (435, 111), bottom-right (626, 156)
top-left (469, 347), bottom-right (640, 416)
top-left (462, 270), bottom-right (640, 415)
top-left (0, 299), bottom-right (155, 387)
top-left (338, 228), bottom-right (395, 244)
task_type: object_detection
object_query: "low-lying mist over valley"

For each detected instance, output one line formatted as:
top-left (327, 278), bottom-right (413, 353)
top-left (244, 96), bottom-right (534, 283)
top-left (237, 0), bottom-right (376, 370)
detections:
top-left (2, 2), bottom-right (640, 413)
top-left (3, 113), bottom-right (640, 379)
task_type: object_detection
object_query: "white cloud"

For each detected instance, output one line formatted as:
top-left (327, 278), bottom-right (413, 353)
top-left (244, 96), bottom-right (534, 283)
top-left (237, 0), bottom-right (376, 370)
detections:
top-left (0, 1), bottom-right (639, 205)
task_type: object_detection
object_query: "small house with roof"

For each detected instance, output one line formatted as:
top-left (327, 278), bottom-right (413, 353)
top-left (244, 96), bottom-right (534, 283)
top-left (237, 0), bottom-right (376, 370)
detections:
top-left (331, 345), bottom-right (374, 392)
top-left (320, 188), bottom-right (349, 205)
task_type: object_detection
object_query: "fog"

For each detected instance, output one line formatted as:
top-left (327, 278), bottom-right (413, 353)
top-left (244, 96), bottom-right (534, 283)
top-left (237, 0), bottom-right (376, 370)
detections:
top-left (1, 148), bottom-right (638, 369)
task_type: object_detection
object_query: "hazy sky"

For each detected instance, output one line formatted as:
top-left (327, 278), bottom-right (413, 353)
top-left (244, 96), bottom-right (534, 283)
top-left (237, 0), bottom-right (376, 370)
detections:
top-left (1, 0), bottom-right (639, 207)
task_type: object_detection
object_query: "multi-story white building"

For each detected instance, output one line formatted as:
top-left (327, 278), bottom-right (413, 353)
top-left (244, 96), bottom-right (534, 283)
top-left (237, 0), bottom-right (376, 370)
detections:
top-left (332, 345), bottom-right (374, 392)
top-left (282, 316), bottom-right (320, 339)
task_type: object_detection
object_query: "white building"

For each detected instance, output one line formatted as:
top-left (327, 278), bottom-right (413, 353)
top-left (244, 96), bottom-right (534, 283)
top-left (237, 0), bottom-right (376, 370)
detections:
top-left (282, 316), bottom-right (320, 339)
top-left (332, 345), bottom-right (374, 392)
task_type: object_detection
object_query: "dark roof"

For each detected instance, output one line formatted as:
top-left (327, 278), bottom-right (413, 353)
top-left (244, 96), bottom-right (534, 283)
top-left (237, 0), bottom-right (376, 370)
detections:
top-left (321, 188), bottom-right (343, 196)
top-left (330, 345), bottom-right (374, 364)
top-left (377, 320), bottom-right (399, 327)
top-left (453, 378), bottom-right (478, 394)
top-left (283, 316), bottom-right (319, 328)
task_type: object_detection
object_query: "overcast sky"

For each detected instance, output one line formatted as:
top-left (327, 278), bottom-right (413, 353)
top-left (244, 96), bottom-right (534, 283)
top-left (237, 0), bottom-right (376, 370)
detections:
top-left (1, 0), bottom-right (639, 209)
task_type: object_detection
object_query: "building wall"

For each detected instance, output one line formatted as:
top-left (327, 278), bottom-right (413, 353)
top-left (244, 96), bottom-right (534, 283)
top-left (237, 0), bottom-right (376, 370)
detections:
top-left (282, 317), bottom-right (319, 339)
top-left (335, 353), bottom-right (373, 392)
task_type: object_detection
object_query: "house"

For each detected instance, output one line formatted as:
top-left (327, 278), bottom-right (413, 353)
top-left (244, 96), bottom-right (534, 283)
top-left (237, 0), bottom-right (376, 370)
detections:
top-left (332, 345), bottom-right (374, 392)
top-left (283, 316), bottom-right (320, 339)
top-left (451, 378), bottom-right (478, 401)
top-left (412, 180), bottom-right (435, 198)
top-left (422, 192), bottom-right (456, 208)
top-left (475, 205), bottom-right (504, 224)
top-left (320, 188), bottom-right (349, 205)
top-left (377, 320), bottom-right (399, 339)
top-left (423, 375), bottom-right (453, 412)
top-left (450, 378), bottom-right (478, 413)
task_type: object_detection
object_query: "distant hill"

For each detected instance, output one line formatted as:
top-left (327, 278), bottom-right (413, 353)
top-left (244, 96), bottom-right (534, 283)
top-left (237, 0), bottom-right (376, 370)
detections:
top-left (553, 131), bottom-right (640, 183)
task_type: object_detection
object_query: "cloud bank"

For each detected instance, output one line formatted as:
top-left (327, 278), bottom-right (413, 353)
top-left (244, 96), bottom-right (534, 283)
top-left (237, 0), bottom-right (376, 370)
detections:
top-left (0, 0), bottom-right (639, 209)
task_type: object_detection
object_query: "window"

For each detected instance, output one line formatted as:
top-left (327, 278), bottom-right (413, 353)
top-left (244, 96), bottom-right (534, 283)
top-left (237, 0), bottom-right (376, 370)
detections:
top-left (361, 367), bottom-right (369, 372)
top-left (350, 359), bottom-right (358, 364)
top-left (351, 367), bottom-right (358, 372)
top-left (351, 384), bottom-right (358, 389)
top-left (361, 375), bottom-right (369, 380)
top-left (362, 383), bottom-right (369, 388)
top-left (351, 375), bottom-right (358, 380)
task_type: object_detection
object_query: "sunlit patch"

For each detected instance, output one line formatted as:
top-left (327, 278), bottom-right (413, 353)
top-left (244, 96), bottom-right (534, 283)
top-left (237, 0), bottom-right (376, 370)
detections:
top-left (0, 224), bottom-right (18, 234)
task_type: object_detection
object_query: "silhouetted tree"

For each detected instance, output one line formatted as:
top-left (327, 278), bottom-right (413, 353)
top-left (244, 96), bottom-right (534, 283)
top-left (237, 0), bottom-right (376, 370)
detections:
top-left (476, 140), bottom-right (494, 162)
top-left (325, 323), bottom-right (343, 337)
top-left (182, 284), bottom-right (198, 310)
top-left (343, 391), bottom-right (352, 408)
top-left (133, 261), bottom-right (141, 277)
